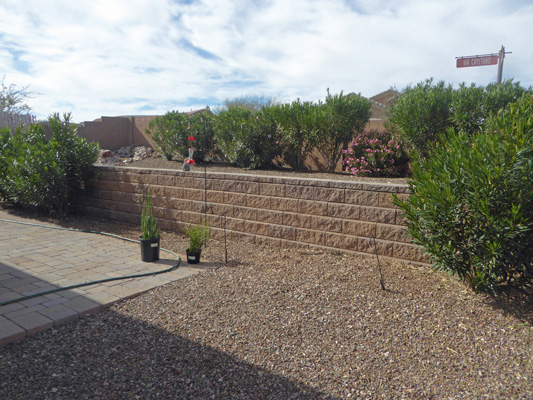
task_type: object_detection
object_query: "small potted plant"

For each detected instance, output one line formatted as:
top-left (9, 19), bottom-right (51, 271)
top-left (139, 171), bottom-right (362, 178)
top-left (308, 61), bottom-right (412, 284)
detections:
top-left (140, 186), bottom-right (160, 262)
top-left (184, 222), bottom-right (210, 264)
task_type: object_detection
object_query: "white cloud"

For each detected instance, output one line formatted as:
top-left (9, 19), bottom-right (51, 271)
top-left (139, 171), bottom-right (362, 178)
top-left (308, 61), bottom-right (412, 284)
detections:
top-left (0, 0), bottom-right (531, 122)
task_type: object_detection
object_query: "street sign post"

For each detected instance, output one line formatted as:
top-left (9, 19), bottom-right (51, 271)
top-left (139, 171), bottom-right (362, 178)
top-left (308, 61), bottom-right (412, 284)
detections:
top-left (456, 46), bottom-right (511, 83)
top-left (456, 55), bottom-right (498, 68)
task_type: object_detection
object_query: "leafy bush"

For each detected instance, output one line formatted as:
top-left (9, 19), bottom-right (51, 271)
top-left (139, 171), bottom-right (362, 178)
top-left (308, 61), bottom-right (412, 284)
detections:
top-left (145, 110), bottom-right (189, 161)
top-left (146, 109), bottom-right (216, 163)
top-left (187, 108), bottom-right (215, 163)
top-left (387, 78), bottom-right (454, 159)
top-left (275, 100), bottom-right (320, 171)
top-left (342, 130), bottom-right (409, 177)
top-left (388, 78), bottom-right (531, 159)
top-left (395, 94), bottom-right (533, 293)
top-left (214, 106), bottom-right (282, 169)
top-left (451, 79), bottom-right (529, 137)
top-left (0, 113), bottom-right (99, 216)
top-left (315, 90), bottom-right (372, 172)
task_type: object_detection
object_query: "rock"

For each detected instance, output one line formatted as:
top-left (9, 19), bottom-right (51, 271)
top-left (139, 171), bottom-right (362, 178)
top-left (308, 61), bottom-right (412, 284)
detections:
top-left (96, 146), bottom-right (155, 166)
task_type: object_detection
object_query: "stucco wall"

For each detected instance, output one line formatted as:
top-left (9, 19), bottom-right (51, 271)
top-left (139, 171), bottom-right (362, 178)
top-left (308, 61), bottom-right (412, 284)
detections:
top-left (74, 166), bottom-right (426, 265)
top-left (77, 116), bottom-right (156, 150)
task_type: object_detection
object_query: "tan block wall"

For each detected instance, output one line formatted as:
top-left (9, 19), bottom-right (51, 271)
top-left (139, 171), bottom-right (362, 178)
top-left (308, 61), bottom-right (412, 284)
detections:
top-left (75, 166), bottom-right (426, 265)
top-left (77, 116), bottom-right (157, 150)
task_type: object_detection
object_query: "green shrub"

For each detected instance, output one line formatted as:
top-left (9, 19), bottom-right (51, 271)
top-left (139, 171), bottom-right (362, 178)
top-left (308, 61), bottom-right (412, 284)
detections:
top-left (387, 78), bottom-right (454, 159)
top-left (145, 110), bottom-right (189, 161)
top-left (451, 79), bottom-right (529, 137)
top-left (187, 108), bottom-right (215, 163)
top-left (315, 90), bottom-right (372, 172)
top-left (214, 106), bottom-right (282, 169)
top-left (0, 113), bottom-right (99, 216)
top-left (395, 95), bottom-right (533, 293)
top-left (275, 100), bottom-right (320, 171)
top-left (146, 109), bottom-right (215, 163)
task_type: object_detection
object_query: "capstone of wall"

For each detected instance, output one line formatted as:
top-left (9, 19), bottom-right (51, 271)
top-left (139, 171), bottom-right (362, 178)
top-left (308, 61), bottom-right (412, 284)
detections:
top-left (74, 166), bottom-right (427, 265)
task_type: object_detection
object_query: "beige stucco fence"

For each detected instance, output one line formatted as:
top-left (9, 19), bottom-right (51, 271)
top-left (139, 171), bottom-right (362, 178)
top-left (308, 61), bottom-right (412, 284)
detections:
top-left (74, 166), bottom-right (427, 265)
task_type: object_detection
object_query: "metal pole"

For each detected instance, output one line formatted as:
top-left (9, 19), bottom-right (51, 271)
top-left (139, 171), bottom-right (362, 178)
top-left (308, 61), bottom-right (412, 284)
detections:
top-left (497, 45), bottom-right (505, 84)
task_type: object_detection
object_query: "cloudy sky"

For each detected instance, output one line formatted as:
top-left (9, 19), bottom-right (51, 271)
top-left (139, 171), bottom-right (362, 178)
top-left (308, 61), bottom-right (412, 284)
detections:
top-left (1, 0), bottom-right (532, 122)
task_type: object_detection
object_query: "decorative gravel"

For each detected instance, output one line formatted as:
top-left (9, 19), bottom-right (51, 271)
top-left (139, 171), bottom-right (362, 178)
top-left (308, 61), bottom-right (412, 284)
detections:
top-left (1, 204), bottom-right (532, 399)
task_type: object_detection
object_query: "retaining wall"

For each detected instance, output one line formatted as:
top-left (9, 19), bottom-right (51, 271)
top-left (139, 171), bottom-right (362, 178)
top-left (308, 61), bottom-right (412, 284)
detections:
top-left (74, 166), bottom-right (426, 265)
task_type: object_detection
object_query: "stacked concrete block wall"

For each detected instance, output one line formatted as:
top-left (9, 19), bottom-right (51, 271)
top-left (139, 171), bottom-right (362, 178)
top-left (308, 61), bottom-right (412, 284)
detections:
top-left (74, 166), bottom-right (427, 265)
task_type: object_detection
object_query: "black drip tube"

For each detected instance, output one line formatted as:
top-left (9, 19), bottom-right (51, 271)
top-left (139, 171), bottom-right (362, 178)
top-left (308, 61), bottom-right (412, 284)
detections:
top-left (0, 217), bottom-right (181, 307)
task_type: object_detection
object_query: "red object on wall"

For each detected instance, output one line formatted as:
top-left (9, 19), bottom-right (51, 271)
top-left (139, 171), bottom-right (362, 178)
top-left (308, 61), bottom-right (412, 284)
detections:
top-left (456, 55), bottom-right (499, 68)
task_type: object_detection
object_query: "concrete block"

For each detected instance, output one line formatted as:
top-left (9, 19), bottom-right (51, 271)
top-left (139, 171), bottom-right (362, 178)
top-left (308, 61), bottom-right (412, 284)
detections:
top-left (255, 209), bottom-right (283, 224)
top-left (359, 206), bottom-right (396, 224)
top-left (342, 221), bottom-right (376, 237)
top-left (325, 232), bottom-right (358, 251)
top-left (345, 190), bottom-right (380, 206)
top-left (310, 215), bottom-right (343, 233)
top-left (246, 194), bottom-right (271, 209)
top-left (271, 198), bottom-right (299, 213)
top-left (298, 199), bottom-right (328, 216)
top-left (357, 237), bottom-right (394, 257)
top-left (393, 242), bottom-right (428, 263)
top-left (283, 212), bottom-right (312, 229)
top-left (259, 183), bottom-right (286, 197)
top-left (327, 203), bottom-right (360, 219)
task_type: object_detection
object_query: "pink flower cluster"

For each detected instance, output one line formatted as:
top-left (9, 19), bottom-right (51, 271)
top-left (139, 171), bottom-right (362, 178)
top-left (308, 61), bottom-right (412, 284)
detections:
top-left (342, 130), bottom-right (406, 177)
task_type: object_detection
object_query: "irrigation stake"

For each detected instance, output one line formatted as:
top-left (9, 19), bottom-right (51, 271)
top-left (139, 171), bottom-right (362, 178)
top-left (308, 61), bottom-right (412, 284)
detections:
top-left (369, 235), bottom-right (386, 290)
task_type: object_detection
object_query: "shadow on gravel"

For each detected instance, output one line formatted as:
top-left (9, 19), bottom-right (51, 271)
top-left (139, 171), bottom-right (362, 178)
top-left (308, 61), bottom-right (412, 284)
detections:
top-left (0, 311), bottom-right (340, 400)
top-left (485, 285), bottom-right (533, 326)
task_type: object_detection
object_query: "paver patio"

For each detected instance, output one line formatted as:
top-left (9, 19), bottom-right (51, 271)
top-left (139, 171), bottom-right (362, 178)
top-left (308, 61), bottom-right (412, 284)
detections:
top-left (0, 210), bottom-right (214, 346)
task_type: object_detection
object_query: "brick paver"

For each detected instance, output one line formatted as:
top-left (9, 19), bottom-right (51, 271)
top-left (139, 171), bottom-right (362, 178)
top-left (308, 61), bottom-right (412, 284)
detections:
top-left (0, 210), bottom-right (216, 346)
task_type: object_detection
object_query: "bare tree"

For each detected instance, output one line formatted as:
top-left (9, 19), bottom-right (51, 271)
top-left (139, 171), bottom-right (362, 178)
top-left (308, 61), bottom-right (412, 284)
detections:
top-left (0, 75), bottom-right (35, 114)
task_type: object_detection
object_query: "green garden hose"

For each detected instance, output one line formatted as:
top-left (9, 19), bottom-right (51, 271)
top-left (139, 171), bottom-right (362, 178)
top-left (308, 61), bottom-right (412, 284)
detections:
top-left (0, 217), bottom-right (181, 307)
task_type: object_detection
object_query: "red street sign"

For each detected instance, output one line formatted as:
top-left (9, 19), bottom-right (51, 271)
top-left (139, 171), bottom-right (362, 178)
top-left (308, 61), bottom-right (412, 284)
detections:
top-left (456, 55), bottom-right (499, 68)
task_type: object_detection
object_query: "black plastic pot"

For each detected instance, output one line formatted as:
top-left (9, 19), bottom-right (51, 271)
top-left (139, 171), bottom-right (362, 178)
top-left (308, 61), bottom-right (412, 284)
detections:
top-left (140, 237), bottom-right (160, 262)
top-left (186, 249), bottom-right (201, 264)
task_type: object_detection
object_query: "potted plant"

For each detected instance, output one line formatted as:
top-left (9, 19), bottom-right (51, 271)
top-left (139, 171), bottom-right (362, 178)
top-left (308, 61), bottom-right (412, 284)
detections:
top-left (140, 186), bottom-right (160, 262)
top-left (184, 222), bottom-right (210, 264)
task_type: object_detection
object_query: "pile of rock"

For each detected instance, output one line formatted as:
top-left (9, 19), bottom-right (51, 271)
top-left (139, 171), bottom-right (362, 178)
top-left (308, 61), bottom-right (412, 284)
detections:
top-left (97, 146), bottom-right (154, 166)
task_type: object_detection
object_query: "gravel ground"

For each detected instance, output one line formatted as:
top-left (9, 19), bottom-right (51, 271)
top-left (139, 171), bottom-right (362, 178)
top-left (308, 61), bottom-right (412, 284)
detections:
top-left (1, 159), bottom-right (532, 400)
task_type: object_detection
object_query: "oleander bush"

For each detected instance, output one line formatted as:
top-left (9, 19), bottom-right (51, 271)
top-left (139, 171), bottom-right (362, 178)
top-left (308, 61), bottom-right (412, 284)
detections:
top-left (146, 109), bottom-right (216, 163)
top-left (395, 94), bottom-right (533, 293)
top-left (342, 130), bottom-right (409, 177)
top-left (275, 99), bottom-right (320, 171)
top-left (145, 110), bottom-right (190, 161)
top-left (388, 79), bottom-right (532, 160)
top-left (387, 78), bottom-right (454, 159)
top-left (214, 106), bottom-right (282, 169)
top-left (0, 113), bottom-right (99, 216)
top-left (315, 90), bottom-right (372, 172)
top-left (186, 108), bottom-right (216, 163)
top-left (451, 79), bottom-right (528, 137)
